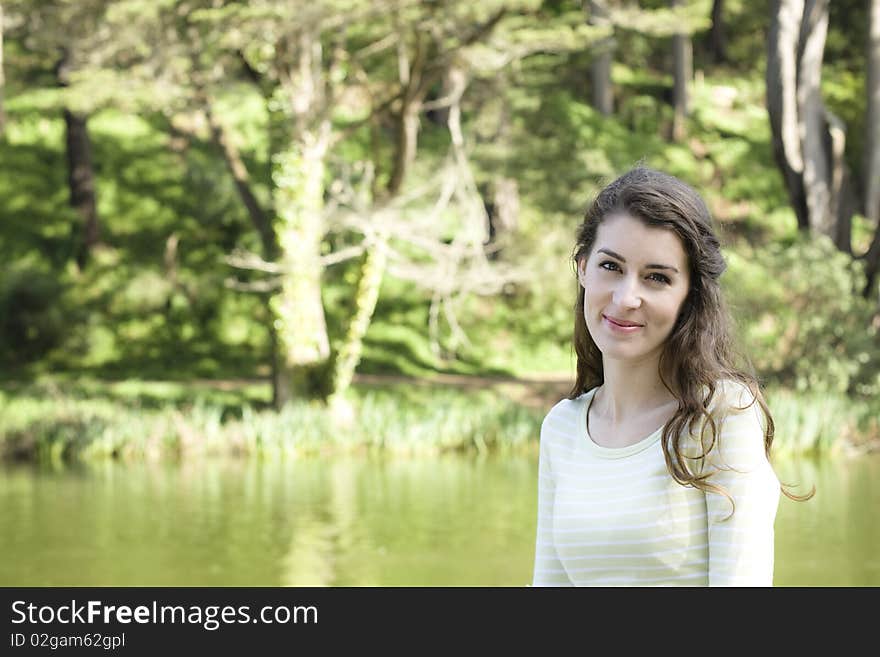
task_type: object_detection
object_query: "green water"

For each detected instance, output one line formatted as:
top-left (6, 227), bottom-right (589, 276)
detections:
top-left (1, 454), bottom-right (877, 586)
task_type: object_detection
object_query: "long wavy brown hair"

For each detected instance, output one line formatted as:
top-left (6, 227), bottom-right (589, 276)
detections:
top-left (568, 167), bottom-right (812, 511)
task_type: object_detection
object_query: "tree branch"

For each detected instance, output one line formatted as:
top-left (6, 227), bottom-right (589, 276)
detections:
top-left (224, 249), bottom-right (284, 274)
top-left (321, 244), bottom-right (366, 266)
top-left (224, 277), bottom-right (282, 293)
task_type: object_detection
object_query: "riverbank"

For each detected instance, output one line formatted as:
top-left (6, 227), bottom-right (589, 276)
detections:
top-left (1, 375), bottom-right (877, 463)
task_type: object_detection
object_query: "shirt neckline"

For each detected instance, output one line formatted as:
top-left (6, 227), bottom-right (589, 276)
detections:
top-left (579, 388), bottom-right (665, 459)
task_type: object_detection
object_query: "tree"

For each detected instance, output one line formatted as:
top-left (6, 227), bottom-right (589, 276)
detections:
top-left (586, 0), bottom-right (614, 116)
top-left (179, 1), bottom-right (522, 407)
top-left (864, 0), bottom-right (880, 298)
top-left (30, 0), bottom-right (584, 407)
top-left (1, 2), bottom-right (6, 138)
top-left (56, 47), bottom-right (100, 269)
top-left (7, 0), bottom-right (109, 268)
top-left (671, 0), bottom-right (693, 141)
top-left (709, 0), bottom-right (727, 64)
top-left (766, 0), bottom-right (854, 252)
top-left (603, 1), bottom-right (709, 140)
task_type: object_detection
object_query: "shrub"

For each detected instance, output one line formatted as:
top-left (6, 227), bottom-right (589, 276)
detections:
top-left (725, 235), bottom-right (879, 397)
top-left (0, 267), bottom-right (66, 365)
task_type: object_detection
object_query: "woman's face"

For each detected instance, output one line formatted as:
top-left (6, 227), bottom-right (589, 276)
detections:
top-left (578, 212), bottom-right (691, 366)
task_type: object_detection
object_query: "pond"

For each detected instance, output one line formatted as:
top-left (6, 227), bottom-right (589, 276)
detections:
top-left (1, 453), bottom-right (878, 586)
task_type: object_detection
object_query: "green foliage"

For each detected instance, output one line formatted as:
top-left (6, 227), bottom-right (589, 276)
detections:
top-left (1, 102), bottom-right (270, 376)
top-left (0, 381), bottom-right (544, 462)
top-left (0, 267), bottom-right (67, 365)
top-left (610, 0), bottom-right (712, 37)
top-left (822, 61), bottom-right (867, 185)
top-left (2, 378), bottom-right (874, 463)
top-left (695, 0), bottom-right (767, 70)
top-left (725, 236), bottom-right (879, 396)
top-left (1, 0), bottom-right (877, 422)
top-left (766, 387), bottom-right (877, 456)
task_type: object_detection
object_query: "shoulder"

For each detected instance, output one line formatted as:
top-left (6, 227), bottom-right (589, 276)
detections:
top-left (706, 378), bottom-right (762, 417)
top-left (540, 391), bottom-right (591, 443)
top-left (698, 378), bottom-right (770, 464)
top-left (542, 393), bottom-right (589, 428)
top-left (705, 378), bottom-right (766, 429)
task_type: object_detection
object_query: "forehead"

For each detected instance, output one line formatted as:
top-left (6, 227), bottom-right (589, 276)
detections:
top-left (589, 212), bottom-right (688, 268)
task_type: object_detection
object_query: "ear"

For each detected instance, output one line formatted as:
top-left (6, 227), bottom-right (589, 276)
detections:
top-left (577, 258), bottom-right (588, 287)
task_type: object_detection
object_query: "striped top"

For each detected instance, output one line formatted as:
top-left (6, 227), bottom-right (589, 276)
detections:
top-left (532, 381), bottom-right (780, 586)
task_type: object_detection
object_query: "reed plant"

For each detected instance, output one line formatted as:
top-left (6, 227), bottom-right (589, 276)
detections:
top-left (0, 384), bottom-right (544, 463)
top-left (1, 382), bottom-right (875, 463)
top-left (764, 387), bottom-right (878, 456)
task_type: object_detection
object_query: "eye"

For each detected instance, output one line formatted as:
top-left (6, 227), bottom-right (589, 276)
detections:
top-left (647, 272), bottom-right (671, 285)
top-left (599, 260), bottom-right (621, 272)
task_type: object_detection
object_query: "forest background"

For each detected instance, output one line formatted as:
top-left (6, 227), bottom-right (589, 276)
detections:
top-left (1, 0), bottom-right (880, 462)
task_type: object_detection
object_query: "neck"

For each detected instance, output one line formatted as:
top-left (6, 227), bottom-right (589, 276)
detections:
top-left (596, 355), bottom-right (675, 423)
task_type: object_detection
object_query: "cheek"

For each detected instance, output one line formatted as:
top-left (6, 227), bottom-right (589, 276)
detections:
top-left (582, 287), bottom-right (602, 316)
top-left (581, 271), bottom-right (603, 302)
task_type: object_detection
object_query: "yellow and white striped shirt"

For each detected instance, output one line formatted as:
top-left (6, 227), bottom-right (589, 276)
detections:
top-left (532, 381), bottom-right (780, 586)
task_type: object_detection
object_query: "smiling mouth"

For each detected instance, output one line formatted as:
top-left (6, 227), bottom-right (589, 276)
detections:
top-left (603, 315), bottom-right (644, 328)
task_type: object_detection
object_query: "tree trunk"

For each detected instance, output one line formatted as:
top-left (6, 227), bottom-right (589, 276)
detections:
top-left (767, 0), bottom-right (809, 231)
top-left (63, 110), bottom-right (100, 269)
top-left (767, 0), bottom-right (853, 251)
top-left (387, 33), bottom-right (431, 197)
top-left (329, 234), bottom-right (388, 406)
top-left (588, 0), bottom-right (613, 116)
top-left (271, 129), bottom-right (333, 405)
top-left (710, 0), bottom-right (728, 64)
top-left (826, 109), bottom-right (854, 254)
top-left (57, 49), bottom-right (99, 269)
top-left (388, 103), bottom-right (420, 196)
top-left (864, 0), bottom-right (880, 297)
top-left (270, 35), bottom-right (333, 406)
top-left (864, 229), bottom-right (880, 301)
top-left (671, 0), bottom-right (692, 141)
top-left (483, 178), bottom-right (519, 261)
top-left (0, 3), bottom-right (6, 138)
top-left (203, 99), bottom-right (275, 258)
top-left (798, 0), bottom-right (833, 238)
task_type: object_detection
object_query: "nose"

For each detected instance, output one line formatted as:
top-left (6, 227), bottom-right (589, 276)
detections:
top-left (612, 275), bottom-right (642, 309)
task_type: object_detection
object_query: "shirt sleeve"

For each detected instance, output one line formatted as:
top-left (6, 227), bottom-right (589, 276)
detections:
top-left (702, 388), bottom-right (781, 586)
top-left (532, 423), bottom-right (573, 586)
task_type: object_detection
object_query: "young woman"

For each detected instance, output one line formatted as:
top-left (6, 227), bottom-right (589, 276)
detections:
top-left (532, 167), bottom-right (807, 586)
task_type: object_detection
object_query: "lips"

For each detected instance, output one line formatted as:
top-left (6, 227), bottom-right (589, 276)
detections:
top-left (603, 315), bottom-right (643, 328)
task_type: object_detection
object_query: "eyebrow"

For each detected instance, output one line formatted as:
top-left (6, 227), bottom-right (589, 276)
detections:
top-left (597, 248), bottom-right (680, 273)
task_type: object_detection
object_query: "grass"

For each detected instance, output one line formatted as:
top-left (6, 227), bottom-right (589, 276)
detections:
top-left (0, 378), bottom-right (876, 465)
top-left (0, 379), bottom-right (545, 464)
top-left (2, 45), bottom-right (877, 453)
top-left (765, 388), bottom-right (880, 457)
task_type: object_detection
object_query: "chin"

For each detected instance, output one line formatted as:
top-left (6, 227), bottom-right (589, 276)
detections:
top-left (600, 345), bottom-right (649, 361)
top-left (592, 335), bottom-right (663, 362)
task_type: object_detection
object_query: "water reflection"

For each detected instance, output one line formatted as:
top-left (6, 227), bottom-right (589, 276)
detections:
top-left (0, 453), bottom-right (877, 586)
top-left (773, 456), bottom-right (880, 586)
